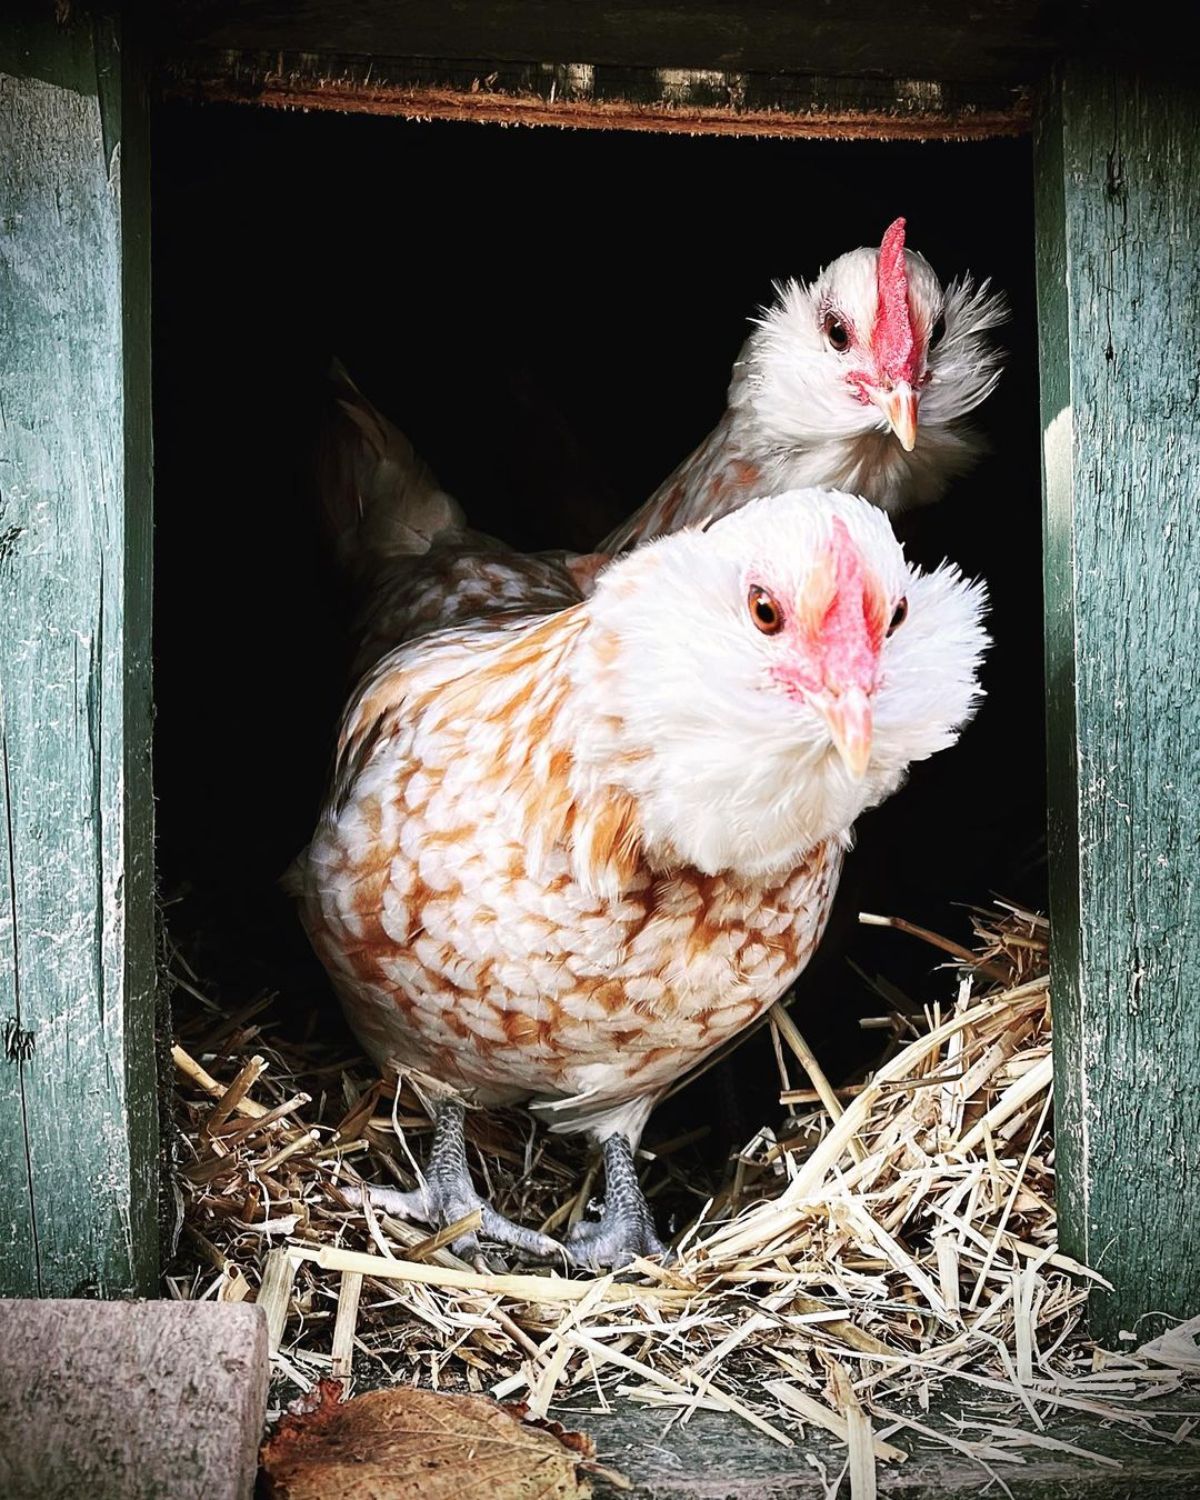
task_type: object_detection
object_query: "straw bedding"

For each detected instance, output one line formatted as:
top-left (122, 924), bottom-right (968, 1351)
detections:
top-left (168, 903), bottom-right (1199, 1491)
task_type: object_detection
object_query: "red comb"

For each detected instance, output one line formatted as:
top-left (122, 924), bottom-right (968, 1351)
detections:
top-left (823, 519), bottom-right (885, 682)
top-left (874, 217), bottom-right (917, 383)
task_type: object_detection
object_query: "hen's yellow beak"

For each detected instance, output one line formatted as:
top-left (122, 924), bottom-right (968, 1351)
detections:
top-left (818, 687), bottom-right (874, 780)
top-left (868, 381), bottom-right (919, 453)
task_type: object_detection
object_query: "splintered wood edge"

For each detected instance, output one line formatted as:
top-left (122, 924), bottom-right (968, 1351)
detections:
top-left (158, 53), bottom-right (1033, 141)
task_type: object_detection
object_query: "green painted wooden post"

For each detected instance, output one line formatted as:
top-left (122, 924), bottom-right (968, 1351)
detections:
top-left (0, 10), bottom-right (156, 1296)
top-left (1035, 66), bottom-right (1200, 1342)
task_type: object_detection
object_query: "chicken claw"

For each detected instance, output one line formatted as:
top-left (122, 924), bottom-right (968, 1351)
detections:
top-left (348, 1099), bottom-right (563, 1265)
top-left (564, 1134), bottom-right (669, 1271)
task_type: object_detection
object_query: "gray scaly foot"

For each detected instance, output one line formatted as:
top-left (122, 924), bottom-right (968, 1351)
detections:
top-left (564, 1133), bottom-right (669, 1270)
top-left (346, 1099), bottom-right (562, 1263)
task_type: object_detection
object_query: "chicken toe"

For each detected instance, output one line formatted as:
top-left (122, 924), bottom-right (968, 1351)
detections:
top-left (564, 1133), bottom-right (668, 1270)
top-left (348, 1099), bottom-right (563, 1264)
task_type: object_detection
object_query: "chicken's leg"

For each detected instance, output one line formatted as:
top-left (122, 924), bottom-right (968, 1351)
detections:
top-left (564, 1133), bottom-right (668, 1269)
top-left (350, 1099), bottom-right (562, 1263)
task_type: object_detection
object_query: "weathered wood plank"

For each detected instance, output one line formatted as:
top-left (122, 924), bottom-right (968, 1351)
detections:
top-left (0, 591), bottom-right (37, 1292)
top-left (1034, 66), bottom-right (1200, 1341)
top-left (157, 0), bottom-right (1074, 82)
top-left (0, 11), bottom-right (157, 1296)
top-left (160, 52), bottom-right (1031, 139)
top-left (579, 1399), bottom-right (1200, 1497)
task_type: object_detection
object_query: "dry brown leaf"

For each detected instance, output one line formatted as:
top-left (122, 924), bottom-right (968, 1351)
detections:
top-left (261, 1378), bottom-right (597, 1499)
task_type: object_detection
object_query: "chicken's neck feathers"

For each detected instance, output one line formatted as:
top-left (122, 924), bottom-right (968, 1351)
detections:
top-left (606, 344), bottom-right (986, 555)
top-left (330, 592), bottom-right (845, 911)
top-left (729, 337), bottom-right (985, 513)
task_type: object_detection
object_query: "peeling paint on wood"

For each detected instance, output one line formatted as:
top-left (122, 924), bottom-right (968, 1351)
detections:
top-left (1035, 66), bottom-right (1200, 1342)
top-left (160, 52), bottom-right (1032, 140)
top-left (0, 12), bottom-right (156, 1297)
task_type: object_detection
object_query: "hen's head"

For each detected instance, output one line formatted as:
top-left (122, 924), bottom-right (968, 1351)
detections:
top-left (576, 488), bottom-right (988, 881)
top-left (742, 220), bottom-right (1006, 506)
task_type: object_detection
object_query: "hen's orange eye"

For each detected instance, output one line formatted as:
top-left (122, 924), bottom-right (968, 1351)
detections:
top-left (823, 313), bottom-right (851, 352)
top-left (887, 597), bottom-right (909, 636)
top-left (749, 587), bottom-right (784, 635)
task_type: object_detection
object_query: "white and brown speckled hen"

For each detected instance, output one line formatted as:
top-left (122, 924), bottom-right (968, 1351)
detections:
top-left (291, 381), bottom-right (989, 1268)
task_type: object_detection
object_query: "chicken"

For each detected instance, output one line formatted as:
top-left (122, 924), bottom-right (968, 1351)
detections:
top-left (316, 360), bottom-right (605, 679)
top-left (291, 444), bottom-right (989, 1267)
top-left (602, 218), bottom-right (1006, 552)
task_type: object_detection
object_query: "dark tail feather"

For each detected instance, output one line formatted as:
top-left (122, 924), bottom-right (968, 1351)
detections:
top-left (317, 359), bottom-right (465, 577)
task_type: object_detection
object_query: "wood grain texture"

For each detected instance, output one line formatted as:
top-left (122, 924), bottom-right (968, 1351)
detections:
top-left (157, 0), bottom-right (1073, 81)
top-left (0, 12), bottom-right (157, 1296)
top-left (0, 1300), bottom-right (268, 1500)
top-left (581, 1400), bottom-right (1200, 1496)
top-left (160, 52), bottom-right (1031, 140)
top-left (1035, 66), bottom-right (1200, 1341)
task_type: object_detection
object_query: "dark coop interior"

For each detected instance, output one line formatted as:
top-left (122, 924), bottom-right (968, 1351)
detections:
top-left (152, 101), bottom-right (1045, 1189)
